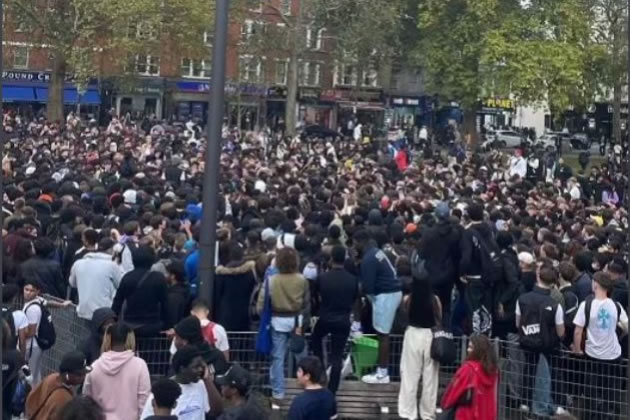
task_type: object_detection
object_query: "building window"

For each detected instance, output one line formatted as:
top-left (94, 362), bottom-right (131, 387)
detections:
top-left (239, 55), bottom-right (262, 82)
top-left (281, 0), bottom-right (291, 15)
top-left (306, 28), bottom-right (324, 50)
top-left (362, 66), bottom-right (379, 87)
top-left (275, 60), bottom-right (288, 85)
top-left (300, 62), bottom-right (321, 87)
top-left (241, 20), bottom-right (264, 41)
top-left (182, 58), bottom-right (211, 78)
top-left (135, 55), bottom-right (160, 76)
top-left (335, 64), bottom-right (357, 86)
top-left (203, 30), bottom-right (212, 45)
top-left (13, 46), bottom-right (29, 69)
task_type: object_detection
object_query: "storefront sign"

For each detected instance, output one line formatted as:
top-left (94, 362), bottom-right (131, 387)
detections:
top-left (391, 97), bottom-right (421, 107)
top-left (3, 70), bottom-right (51, 82)
top-left (481, 97), bottom-right (514, 110)
top-left (176, 81), bottom-right (266, 97)
top-left (320, 88), bottom-right (384, 103)
top-left (267, 86), bottom-right (287, 99)
top-left (299, 88), bottom-right (321, 101)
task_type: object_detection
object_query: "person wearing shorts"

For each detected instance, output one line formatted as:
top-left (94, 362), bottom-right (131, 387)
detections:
top-left (354, 229), bottom-right (402, 384)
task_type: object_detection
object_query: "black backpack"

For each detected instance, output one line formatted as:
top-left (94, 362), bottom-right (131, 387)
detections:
top-left (470, 230), bottom-right (503, 286)
top-left (519, 297), bottom-right (560, 352)
top-left (410, 249), bottom-right (429, 281)
top-left (583, 296), bottom-right (626, 342)
top-left (1, 305), bottom-right (17, 349)
top-left (24, 300), bottom-right (56, 350)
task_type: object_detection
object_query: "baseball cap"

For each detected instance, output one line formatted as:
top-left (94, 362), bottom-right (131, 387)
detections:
top-left (435, 202), bottom-right (450, 219)
top-left (59, 350), bottom-right (92, 375)
top-left (216, 364), bottom-right (251, 393)
top-left (261, 227), bottom-right (276, 242)
top-left (518, 252), bottom-right (535, 265)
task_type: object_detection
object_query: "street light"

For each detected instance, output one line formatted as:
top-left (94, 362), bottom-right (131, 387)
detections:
top-left (197, 0), bottom-right (229, 315)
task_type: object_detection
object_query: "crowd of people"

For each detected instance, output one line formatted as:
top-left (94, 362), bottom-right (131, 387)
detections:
top-left (1, 108), bottom-right (629, 420)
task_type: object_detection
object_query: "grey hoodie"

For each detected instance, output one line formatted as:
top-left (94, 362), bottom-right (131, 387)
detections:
top-left (69, 252), bottom-right (123, 320)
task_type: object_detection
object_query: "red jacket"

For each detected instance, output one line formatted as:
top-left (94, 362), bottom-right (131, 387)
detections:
top-left (395, 149), bottom-right (408, 172)
top-left (441, 360), bottom-right (498, 420)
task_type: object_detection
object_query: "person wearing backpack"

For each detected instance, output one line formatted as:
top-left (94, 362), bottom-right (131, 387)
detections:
top-left (2, 283), bottom-right (29, 357)
top-left (460, 203), bottom-right (500, 335)
top-left (2, 319), bottom-right (26, 420)
top-left (23, 279), bottom-right (71, 385)
top-left (572, 272), bottom-right (628, 419)
top-left (516, 265), bottom-right (566, 415)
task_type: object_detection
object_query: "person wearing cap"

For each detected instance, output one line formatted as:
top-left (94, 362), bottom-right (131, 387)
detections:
top-left (84, 322), bottom-right (151, 420)
top-left (69, 237), bottom-right (123, 322)
top-left (25, 350), bottom-right (91, 420)
top-left (216, 364), bottom-right (268, 420)
top-left (141, 345), bottom-right (223, 420)
top-left (417, 201), bottom-right (461, 324)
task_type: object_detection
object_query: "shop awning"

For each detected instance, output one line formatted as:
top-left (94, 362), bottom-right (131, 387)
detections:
top-left (3, 86), bottom-right (37, 102)
top-left (34, 87), bottom-right (101, 105)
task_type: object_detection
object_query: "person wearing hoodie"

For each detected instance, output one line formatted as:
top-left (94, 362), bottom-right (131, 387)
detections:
top-left (83, 322), bottom-right (151, 420)
top-left (78, 308), bottom-right (117, 365)
top-left (573, 250), bottom-right (594, 302)
top-left (417, 202), bottom-right (461, 324)
top-left (440, 334), bottom-right (499, 420)
top-left (69, 238), bottom-right (123, 322)
top-left (214, 242), bottom-right (257, 331)
top-left (111, 245), bottom-right (169, 338)
top-left (459, 203), bottom-right (497, 335)
top-left (164, 261), bottom-right (190, 329)
top-left (493, 231), bottom-right (520, 339)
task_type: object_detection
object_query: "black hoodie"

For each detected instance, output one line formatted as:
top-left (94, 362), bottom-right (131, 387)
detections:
top-left (419, 219), bottom-right (461, 286)
top-left (111, 246), bottom-right (169, 329)
top-left (460, 222), bottom-right (496, 278)
top-left (78, 307), bottom-right (117, 364)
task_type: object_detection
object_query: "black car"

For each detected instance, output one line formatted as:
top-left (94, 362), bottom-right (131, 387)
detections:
top-left (300, 125), bottom-right (342, 141)
top-left (570, 133), bottom-right (592, 150)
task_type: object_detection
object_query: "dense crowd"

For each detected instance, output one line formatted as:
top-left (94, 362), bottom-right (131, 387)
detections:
top-left (1, 109), bottom-right (629, 420)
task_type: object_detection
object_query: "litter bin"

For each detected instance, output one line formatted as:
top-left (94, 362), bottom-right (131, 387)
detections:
top-left (352, 336), bottom-right (379, 377)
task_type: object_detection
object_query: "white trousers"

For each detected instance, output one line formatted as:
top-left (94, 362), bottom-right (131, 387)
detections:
top-left (398, 327), bottom-right (439, 420)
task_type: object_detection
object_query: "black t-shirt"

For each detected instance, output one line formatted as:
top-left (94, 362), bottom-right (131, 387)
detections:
top-left (316, 268), bottom-right (358, 325)
top-left (288, 388), bottom-right (337, 420)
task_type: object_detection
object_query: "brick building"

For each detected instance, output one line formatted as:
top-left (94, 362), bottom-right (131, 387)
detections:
top-left (2, 0), bottom-right (430, 130)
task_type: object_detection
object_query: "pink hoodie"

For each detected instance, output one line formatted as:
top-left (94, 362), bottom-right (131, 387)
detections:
top-left (84, 350), bottom-right (151, 420)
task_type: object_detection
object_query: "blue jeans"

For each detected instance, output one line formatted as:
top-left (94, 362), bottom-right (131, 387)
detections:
top-left (270, 328), bottom-right (307, 399)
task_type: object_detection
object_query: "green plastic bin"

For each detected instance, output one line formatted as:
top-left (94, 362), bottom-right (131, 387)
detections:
top-left (351, 336), bottom-right (379, 377)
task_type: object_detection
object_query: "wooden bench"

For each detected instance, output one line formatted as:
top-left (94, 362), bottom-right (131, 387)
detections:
top-left (279, 379), bottom-right (400, 419)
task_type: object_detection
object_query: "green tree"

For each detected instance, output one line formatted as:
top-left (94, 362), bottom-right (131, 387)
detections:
top-left (417, 0), bottom-right (521, 140)
top-left (8, 0), bottom-right (213, 121)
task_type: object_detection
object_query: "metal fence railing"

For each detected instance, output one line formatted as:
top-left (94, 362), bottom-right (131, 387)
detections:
top-left (40, 297), bottom-right (628, 419)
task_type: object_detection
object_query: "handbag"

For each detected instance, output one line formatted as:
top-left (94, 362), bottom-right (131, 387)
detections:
top-left (430, 298), bottom-right (456, 364)
top-left (255, 277), bottom-right (273, 355)
top-left (289, 315), bottom-right (306, 354)
top-left (436, 388), bottom-right (473, 420)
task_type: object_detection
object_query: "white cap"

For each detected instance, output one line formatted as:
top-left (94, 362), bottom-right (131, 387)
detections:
top-left (255, 179), bottom-right (267, 193)
top-left (518, 252), bottom-right (535, 265)
top-left (123, 189), bottom-right (137, 205)
top-left (261, 228), bottom-right (276, 242)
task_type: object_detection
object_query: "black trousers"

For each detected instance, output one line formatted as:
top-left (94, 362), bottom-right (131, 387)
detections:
top-left (583, 356), bottom-right (624, 419)
top-left (310, 318), bottom-right (350, 394)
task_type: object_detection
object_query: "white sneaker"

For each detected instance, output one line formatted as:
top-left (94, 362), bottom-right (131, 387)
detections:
top-left (361, 372), bottom-right (390, 384)
top-left (555, 407), bottom-right (570, 416)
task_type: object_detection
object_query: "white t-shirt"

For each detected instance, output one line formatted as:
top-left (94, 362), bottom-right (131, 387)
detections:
top-left (141, 380), bottom-right (209, 420)
top-left (23, 299), bottom-right (44, 351)
top-left (169, 320), bottom-right (229, 355)
top-left (515, 300), bottom-right (564, 325)
top-left (574, 298), bottom-right (628, 360)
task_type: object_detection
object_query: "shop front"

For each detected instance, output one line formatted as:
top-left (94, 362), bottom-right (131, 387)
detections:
top-left (266, 86), bottom-right (287, 131)
top-left (478, 97), bottom-right (515, 129)
top-left (298, 87), bottom-right (334, 129)
top-left (322, 88), bottom-right (386, 133)
top-left (226, 82), bottom-right (267, 131)
top-left (388, 95), bottom-right (428, 129)
top-left (171, 80), bottom-right (211, 123)
top-left (2, 70), bottom-right (101, 118)
top-left (115, 78), bottom-right (164, 119)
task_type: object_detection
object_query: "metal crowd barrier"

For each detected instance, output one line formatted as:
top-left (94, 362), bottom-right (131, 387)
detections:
top-left (41, 297), bottom-right (628, 419)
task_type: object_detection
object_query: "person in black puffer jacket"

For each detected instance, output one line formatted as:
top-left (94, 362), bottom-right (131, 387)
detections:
top-left (18, 238), bottom-right (65, 298)
top-left (111, 246), bottom-right (168, 338)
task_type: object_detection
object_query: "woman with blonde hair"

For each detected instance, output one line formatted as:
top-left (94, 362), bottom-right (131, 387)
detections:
top-left (83, 322), bottom-right (151, 420)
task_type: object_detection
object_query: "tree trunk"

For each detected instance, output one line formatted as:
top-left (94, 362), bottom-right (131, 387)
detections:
top-left (285, 54), bottom-right (298, 137)
top-left (462, 107), bottom-right (478, 145)
top-left (48, 53), bottom-right (66, 123)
